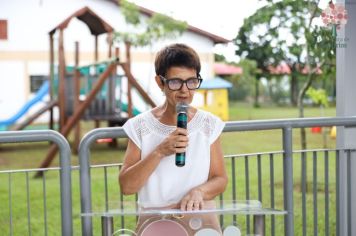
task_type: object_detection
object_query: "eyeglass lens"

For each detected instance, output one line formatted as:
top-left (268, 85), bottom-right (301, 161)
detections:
top-left (167, 78), bottom-right (201, 90)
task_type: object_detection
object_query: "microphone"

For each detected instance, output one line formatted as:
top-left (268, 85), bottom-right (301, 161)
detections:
top-left (175, 102), bottom-right (189, 167)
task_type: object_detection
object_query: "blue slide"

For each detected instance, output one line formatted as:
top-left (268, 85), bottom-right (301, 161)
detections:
top-left (0, 81), bottom-right (49, 128)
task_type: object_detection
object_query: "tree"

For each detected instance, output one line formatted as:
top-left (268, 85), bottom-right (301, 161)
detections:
top-left (235, 1), bottom-right (285, 107)
top-left (114, 0), bottom-right (188, 47)
top-left (214, 53), bottom-right (226, 63)
top-left (213, 55), bottom-right (258, 102)
top-left (232, 59), bottom-right (259, 102)
top-left (235, 0), bottom-right (336, 150)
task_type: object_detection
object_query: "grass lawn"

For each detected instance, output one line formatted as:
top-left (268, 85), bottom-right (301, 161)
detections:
top-left (0, 102), bottom-right (338, 235)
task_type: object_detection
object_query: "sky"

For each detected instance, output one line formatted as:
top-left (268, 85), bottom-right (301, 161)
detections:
top-left (129, 0), bottom-right (267, 62)
top-left (129, 0), bottom-right (333, 62)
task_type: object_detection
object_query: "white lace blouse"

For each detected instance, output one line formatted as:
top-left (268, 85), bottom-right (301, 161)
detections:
top-left (122, 109), bottom-right (225, 207)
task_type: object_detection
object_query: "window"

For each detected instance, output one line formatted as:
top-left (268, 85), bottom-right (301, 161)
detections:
top-left (30, 75), bottom-right (48, 93)
top-left (0, 20), bottom-right (8, 40)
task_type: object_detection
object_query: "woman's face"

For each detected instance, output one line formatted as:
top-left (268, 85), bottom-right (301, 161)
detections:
top-left (156, 66), bottom-right (198, 107)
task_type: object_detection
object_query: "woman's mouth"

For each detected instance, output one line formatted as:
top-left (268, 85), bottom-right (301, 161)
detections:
top-left (177, 97), bottom-right (188, 101)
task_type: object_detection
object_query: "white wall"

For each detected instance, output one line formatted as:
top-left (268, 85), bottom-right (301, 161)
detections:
top-left (0, 61), bottom-right (26, 120)
top-left (0, 0), bottom-right (126, 52)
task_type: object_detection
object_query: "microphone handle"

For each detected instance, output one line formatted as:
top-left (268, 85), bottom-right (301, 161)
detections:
top-left (176, 112), bottom-right (187, 167)
top-left (177, 112), bottom-right (187, 129)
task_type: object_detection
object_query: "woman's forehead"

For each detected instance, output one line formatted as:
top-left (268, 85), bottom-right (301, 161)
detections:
top-left (166, 66), bottom-right (196, 77)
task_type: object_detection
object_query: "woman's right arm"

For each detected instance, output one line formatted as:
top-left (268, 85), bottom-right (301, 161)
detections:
top-left (118, 139), bottom-right (163, 195)
top-left (119, 128), bottom-right (188, 195)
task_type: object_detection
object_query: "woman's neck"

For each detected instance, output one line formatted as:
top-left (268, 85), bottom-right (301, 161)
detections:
top-left (152, 102), bottom-right (176, 126)
top-left (152, 101), bottom-right (196, 126)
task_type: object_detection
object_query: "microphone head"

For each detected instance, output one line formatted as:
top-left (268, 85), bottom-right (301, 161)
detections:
top-left (176, 102), bottom-right (189, 114)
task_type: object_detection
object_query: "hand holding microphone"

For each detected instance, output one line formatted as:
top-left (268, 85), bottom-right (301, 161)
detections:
top-left (175, 102), bottom-right (189, 167)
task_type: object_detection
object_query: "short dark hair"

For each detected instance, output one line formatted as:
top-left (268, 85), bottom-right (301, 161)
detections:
top-left (154, 43), bottom-right (201, 77)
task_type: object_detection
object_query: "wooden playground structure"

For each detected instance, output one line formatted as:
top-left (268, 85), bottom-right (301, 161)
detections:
top-left (23, 7), bottom-right (157, 175)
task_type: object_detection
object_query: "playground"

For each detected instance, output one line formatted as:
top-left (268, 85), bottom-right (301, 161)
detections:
top-left (0, 7), bottom-right (157, 171)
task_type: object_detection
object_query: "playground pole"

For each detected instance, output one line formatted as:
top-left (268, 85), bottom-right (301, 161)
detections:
top-left (107, 34), bottom-right (115, 116)
top-left (73, 41), bottom-right (81, 154)
top-left (125, 41), bottom-right (133, 118)
top-left (49, 34), bottom-right (55, 130)
top-left (58, 29), bottom-right (67, 131)
top-left (94, 35), bottom-right (100, 128)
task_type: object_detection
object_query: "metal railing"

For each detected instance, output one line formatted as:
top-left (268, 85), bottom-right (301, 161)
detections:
top-left (2, 117), bottom-right (355, 235)
top-left (78, 116), bottom-right (356, 236)
top-left (0, 130), bottom-right (72, 236)
top-left (222, 148), bottom-right (354, 236)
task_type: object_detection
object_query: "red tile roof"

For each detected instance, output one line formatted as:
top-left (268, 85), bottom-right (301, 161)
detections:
top-left (214, 63), bottom-right (243, 75)
top-left (268, 63), bottom-right (322, 75)
top-left (268, 64), bottom-right (291, 75)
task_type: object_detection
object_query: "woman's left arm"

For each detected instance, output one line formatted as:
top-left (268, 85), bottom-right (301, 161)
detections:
top-left (180, 136), bottom-right (228, 210)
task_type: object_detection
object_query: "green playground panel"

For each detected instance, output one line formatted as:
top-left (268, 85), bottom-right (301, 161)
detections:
top-left (66, 62), bottom-right (108, 76)
top-left (51, 66), bottom-right (122, 98)
top-left (50, 62), bottom-right (143, 115)
top-left (120, 103), bottom-right (141, 116)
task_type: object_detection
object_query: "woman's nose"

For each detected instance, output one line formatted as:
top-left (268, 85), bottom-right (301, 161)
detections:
top-left (180, 82), bottom-right (189, 91)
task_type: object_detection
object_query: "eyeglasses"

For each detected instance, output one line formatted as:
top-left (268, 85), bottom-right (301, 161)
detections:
top-left (159, 75), bottom-right (203, 91)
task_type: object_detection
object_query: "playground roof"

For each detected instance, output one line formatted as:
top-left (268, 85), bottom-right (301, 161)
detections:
top-left (111, 0), bottom-right (230, 44)
top-left (49, 7), bottom-right (114, 36)
top-left (200, 77), bottom-right (233, 90)
top-left (214, 63), bottom-right (243, 75)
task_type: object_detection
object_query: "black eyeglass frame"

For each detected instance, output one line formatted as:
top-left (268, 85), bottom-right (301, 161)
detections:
top-left (159, 75), bottom-right (203, 91)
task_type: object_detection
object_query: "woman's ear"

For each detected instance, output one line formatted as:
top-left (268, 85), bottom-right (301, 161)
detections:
top-left (155, 75), bottom-right (164, 91)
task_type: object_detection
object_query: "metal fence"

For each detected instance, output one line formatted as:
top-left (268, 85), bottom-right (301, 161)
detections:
top-left (79, 116), bottom-right (356, 236)
top-left (77, 149), bottom-right (352, 236)
top-left (0, 130), bottom-right (72, 236)
top-left (1, 117), bottom-right (355, 236)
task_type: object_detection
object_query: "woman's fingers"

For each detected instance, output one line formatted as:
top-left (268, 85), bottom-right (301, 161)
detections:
top-left (180, 188), bottom-right (204, 211)
top-left (175, 127), bottom-right (188, 136)
top-left (159, 128), bottom-right (189, 156)
top-left (170, 128), bottom-right (188, 153)
top-left (174, 130), bottom-right (188, 147)
top-left (180, 199), bottom-right (203, 211)
top-left (193, 201), bottom-right (201, 210)
top-left (180, 199), bottom-right (187, 211)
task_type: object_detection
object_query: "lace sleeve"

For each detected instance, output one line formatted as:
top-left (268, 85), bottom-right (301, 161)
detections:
top-left (207, 114), bottom-right (225, 145)
top-left (122, 117), bottom-right (142, 149)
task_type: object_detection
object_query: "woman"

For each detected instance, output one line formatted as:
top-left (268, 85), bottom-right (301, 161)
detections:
top-left (119, 43), bottom-right (228, 234)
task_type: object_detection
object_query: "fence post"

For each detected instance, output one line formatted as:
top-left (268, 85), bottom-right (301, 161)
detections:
top-left (0, 130), bottom-right (72, 236)
top-left (335, 1), bottom-right (356, 235)
top-left (282, 127), bottom-right (294, 236)
top-left (78, 127), bottom-right (127, 236)
top-left (78, 133), bottom-right (95, 236)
